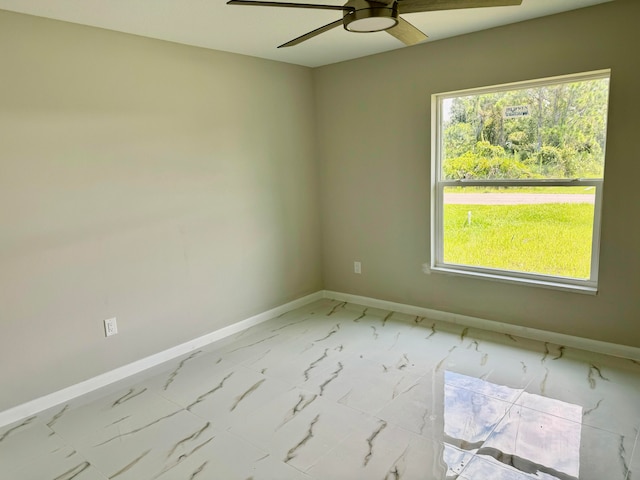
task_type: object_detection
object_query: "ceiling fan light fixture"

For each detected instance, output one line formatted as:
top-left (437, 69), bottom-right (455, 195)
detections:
top-left (343, 7), bottom-right (398, 33)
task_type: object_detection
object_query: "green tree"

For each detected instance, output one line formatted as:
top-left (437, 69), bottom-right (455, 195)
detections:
top-left (442, 77), bottom-right (609, 179)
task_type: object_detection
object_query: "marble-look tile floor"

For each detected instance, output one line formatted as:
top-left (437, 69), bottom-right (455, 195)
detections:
top-left (1, 299), bottom-right (639, 479)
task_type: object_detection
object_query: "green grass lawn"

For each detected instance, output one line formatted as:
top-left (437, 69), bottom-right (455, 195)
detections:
top-left (444, 203), bottom-right (595, 279)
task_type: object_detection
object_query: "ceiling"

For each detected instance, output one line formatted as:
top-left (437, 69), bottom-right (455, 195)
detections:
top-left (0, 0), bottom-right (612, 67)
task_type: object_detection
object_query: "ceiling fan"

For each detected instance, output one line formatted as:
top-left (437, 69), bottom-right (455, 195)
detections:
top-left (226, 0), bottom-right (523, 48)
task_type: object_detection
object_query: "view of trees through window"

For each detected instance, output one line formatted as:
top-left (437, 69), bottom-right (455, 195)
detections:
top-left (435, 73), bottom-right (610, 286)
top-left (442, 77), bottom-right (609, 180)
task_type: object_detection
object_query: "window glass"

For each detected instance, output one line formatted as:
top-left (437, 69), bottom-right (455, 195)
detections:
top-left (432, 71), bottom-right (610, 291)
top-left (443, 186), bottom-right (595, 279)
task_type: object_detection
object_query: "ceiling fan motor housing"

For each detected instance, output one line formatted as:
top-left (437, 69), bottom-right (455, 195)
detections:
top-left (343, 0), bottom-right (399, 32)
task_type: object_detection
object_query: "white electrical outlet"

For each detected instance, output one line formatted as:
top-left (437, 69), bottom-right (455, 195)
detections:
top-left (104, 317), bottom-right (118, 337)
top-left (354, 261), bottom-right (362, 274)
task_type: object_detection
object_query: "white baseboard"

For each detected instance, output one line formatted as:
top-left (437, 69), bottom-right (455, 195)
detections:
top-left (322, 290), bottom-right (640, 362)
top-left (3, 289), bottom-right (638, 429)
top-left (0, 291), bottom-right (324, 429)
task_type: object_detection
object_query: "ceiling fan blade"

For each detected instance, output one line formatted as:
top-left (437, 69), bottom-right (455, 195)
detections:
top-left (398, 0), bottom-right (521, 15)
top-left (278, 18), bottom-right (344, 48)
top-left (387, 16), bottom-right (428, 45)
top-left (227, 0), bottom-right (353, 12)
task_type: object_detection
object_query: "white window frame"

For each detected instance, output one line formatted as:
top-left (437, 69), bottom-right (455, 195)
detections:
top-left (430, 70), bottom-right (610, 294)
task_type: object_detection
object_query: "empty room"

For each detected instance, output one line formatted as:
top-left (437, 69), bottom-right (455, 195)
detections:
top-left (0, 0), bottom-right (639, 478)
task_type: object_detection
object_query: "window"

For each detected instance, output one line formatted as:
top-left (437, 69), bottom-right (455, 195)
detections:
top-left (431, 71), bottom-right (610, 293)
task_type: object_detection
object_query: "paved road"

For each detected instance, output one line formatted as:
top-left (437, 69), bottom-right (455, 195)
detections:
top-left (444, 193), bottom-right (595, 205)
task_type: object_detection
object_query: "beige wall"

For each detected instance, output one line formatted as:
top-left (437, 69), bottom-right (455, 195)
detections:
top-left (0, 11), bottom-right (322, 411)
top-left (315, 0), bottom-right (640, 348)
top-left (2, 0), bottom-right (639, 414)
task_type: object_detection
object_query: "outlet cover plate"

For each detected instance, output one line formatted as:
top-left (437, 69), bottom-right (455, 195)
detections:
top-left (104, 317), bottom-right (118, 337)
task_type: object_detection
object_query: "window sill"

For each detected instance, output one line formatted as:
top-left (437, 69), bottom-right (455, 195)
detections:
top-left (427, 265), bottom-right (598, 295)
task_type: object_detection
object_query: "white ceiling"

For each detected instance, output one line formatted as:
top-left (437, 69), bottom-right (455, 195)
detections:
top-left (0, 0), bottom-right (612, 67)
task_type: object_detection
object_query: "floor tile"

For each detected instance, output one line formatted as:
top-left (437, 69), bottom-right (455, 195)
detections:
top-left (8, 445), bottom-right (108, 480)
top-left (624, 429), bottom-right (639, 480)
top-left (307, 423), bottom-right (457, 479)
top-left (47, 386), bottom-right (186, 446)
top-left (465, 402), bottom-right (635, 480)
top-left (76, 409), bottom-right (211, 479)
top-left (152, 429), bottom-right (312, 480)
top-left (1, 299), bottom-right (639, 480)
top-left (0, 421), bottom-right (67, 474)
top-left (173, 366), bottom-right (292, 428)
top-left (228, 386), bottom-right (373, 472)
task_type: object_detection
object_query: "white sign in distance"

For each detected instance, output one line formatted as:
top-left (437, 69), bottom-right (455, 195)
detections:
top-left (503, 105), bottom-right (530, 119)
